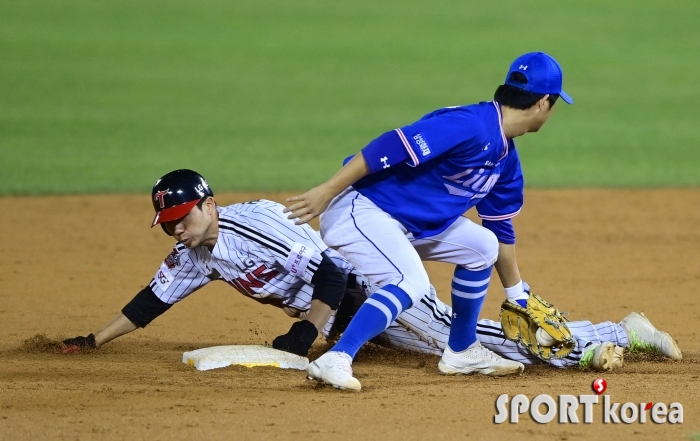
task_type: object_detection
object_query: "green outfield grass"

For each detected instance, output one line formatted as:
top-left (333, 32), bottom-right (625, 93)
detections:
top-left (1, 0), bottom-right (698, 194)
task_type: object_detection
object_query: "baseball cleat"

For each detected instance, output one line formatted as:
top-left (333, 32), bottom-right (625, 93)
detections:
top-left (579, 342), bottom-right (624, 371)
top-left (620, 312), bottom-right (682, 360)
top-left (306, 351), bottom-right (361, 391)
top-left (438, 341), bottom-right (524, 376)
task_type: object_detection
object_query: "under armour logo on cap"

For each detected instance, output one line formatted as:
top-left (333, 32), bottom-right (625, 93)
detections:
top-left (506, 52), bottom-right (573, 104)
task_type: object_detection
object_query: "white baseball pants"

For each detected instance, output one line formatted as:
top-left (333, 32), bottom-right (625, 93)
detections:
top-left (320, 188), bottom-right (498, 303)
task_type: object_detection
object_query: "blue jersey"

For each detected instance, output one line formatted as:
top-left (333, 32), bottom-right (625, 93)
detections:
top-left (353, 100), bottom-right (523, 239)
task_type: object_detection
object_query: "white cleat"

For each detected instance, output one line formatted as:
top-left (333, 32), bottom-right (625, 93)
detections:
top-left (620, 312), bottom-right (682, 360)
top-left (306, 351), bottom-right (361, 391)
top-left (579, 342), bottom-right (624, 371)
top-left (438, 341), bottom-right (524, 376)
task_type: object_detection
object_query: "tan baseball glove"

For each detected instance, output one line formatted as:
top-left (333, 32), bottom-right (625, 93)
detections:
top-left (500, 293), bottom-right (575, 361)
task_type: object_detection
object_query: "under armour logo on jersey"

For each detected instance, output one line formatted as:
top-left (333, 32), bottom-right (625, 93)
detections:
top-left (380, 157), bottom-right (390, 169)
top-left (154, 189), bottom-right (170, 209)
top-left (519, 65), bottom-right (528, 70)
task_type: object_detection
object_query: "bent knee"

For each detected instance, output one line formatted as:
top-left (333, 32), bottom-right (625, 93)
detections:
top-left (466, 228), bottom-right (499, 270)
top-left (389, 272), bottom-right (430, 304)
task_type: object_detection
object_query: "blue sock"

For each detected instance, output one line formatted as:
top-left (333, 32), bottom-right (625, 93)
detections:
top-left (332, 284), bottom-right (412, 359)
top-left (448, 266), bottom-right (492, 352)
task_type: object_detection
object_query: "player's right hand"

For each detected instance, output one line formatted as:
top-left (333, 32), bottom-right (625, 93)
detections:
top-left (284, 184), bottom-right (334, 225)
top-left (272, 321), bottom-right (318, 356)
top-left (62, 334), bottom-right (97, 353)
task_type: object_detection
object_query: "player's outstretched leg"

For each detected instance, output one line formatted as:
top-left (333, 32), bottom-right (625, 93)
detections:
top-left (578, 342), bottom-right (624, 371)
top-left (620, 312), bottom-right (682, 360)
top-left (477, 319), bottom-right (626, 370)
top-left (438, 266), bottom-right (524, 376)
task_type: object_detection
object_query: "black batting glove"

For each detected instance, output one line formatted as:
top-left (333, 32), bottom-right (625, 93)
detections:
top-left (62, 334), bottom-right (97, 353)
top-left (272, 321), bottom-right (318, 357)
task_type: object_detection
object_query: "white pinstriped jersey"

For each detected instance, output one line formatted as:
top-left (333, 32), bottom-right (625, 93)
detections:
top-left (149, 200), bottom-right (354, 310)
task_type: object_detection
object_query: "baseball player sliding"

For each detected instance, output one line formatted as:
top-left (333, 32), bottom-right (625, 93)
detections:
top-left (284, 51), bottom-right (622, 390)
top-left (63, 170), bottom-right (682, 380)
top-left (63, 169), bottom-right (353, 358)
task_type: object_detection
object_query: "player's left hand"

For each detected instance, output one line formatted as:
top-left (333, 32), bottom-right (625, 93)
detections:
top-left (500, 293), bottom-right (575, 361)
top-left (62, 334), bottom-right (97, 354)
top-left (272, 320), bottom-right (318, 356)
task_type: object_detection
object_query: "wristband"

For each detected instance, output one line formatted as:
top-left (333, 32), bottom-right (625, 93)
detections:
top-left (505, 281), bottom-right (528, 307)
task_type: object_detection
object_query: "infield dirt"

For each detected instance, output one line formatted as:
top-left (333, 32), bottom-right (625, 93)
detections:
top-left (1, 190), bottom-right (698, 440)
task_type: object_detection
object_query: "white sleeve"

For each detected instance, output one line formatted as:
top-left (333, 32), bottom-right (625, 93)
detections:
top-left (218, 201), bottom-right (326, 284)
top-left (149, 245), bottom-right (211, 305)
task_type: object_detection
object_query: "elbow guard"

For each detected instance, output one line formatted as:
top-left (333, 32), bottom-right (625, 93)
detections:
top-left (310, 252), bottom-right (347, 310)
top-left (121, 286), bottom-right (172, 328)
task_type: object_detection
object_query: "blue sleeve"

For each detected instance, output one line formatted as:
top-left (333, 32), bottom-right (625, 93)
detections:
top-left (360, 130), bottom-right (411, 174)
top-left (359, 108), bottom-right (484, 172)
top-left (476, 141), bottom-right (524, 221)
top-left (482, 219), bottom-right (515, 244)
top-left (397, 109), bottom-right (484, 167)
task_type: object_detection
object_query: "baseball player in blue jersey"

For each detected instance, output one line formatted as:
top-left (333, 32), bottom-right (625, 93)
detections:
top-left (285, 52), bottom-right (576, 390)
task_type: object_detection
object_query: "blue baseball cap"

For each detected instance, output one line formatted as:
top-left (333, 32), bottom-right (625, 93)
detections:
top-left (505, 52), bottom-right (573, 104)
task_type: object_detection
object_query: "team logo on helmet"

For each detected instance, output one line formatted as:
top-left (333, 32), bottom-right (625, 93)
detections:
top-left (154, 189), bottom-right (170, 209)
